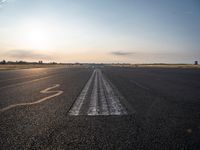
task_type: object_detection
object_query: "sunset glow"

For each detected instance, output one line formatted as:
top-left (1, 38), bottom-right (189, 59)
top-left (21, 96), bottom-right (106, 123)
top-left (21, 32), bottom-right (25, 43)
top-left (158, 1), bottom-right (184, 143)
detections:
top-left (0, 0), bottom-right (199, 63)
top-left (21, 21), bottom-right (52, 50)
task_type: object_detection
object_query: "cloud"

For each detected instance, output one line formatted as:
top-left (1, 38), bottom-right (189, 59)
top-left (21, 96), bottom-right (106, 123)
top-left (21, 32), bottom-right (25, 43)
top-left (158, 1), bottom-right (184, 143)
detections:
top-left (0, 0), bottom-right (12, 8)
top-left (0, 0), bottom-right (8, 3)
top-left (5, 50), bottom-right (51, 60)
top-left (0, 0), bottom-right (8, 5)
top-left (110, 51), bottom-right (135, 56)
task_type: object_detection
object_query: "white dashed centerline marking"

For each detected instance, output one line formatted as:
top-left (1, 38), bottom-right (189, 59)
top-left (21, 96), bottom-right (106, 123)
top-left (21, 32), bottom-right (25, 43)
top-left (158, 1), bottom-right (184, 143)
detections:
top-left (68, 70), bottom-right (96, 115)
top-left (69, 69), bottom-right (128, 116)
top-left (87, 70), bottom-right (99, 115)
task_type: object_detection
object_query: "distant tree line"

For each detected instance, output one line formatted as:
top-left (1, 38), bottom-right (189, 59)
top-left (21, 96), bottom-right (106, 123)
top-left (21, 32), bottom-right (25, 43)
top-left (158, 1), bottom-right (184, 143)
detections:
top-left (0, 60), bottom-right (6, 64)
top-left (0, 60), bottom-right (59, 65)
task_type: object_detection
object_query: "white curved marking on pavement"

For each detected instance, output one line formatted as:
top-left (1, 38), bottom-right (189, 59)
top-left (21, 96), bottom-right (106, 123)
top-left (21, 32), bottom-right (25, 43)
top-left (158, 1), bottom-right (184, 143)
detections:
top-left (0, 84), bottom-right (63, 113)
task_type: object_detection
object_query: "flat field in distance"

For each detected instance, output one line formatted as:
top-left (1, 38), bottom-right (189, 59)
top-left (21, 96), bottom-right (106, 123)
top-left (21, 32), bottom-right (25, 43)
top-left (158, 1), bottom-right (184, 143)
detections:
top-left (110, 64), bottom-right (200, 69)
top-left (0, 64), bottom-right (84, 70)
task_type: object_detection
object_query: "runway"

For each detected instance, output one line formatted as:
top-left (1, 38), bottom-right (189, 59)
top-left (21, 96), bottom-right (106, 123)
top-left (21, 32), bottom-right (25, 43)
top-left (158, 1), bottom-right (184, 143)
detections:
top-left (0, 66), bottom-right (200, 149)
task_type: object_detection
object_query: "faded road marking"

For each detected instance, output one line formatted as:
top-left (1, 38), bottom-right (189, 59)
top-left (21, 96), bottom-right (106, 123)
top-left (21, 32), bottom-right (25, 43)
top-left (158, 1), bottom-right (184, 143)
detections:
top-left (68, 70), bottom-right (96, 115)
top-left (0, 73), bottom-right (47, 82)
top-left (87, 70), bottom-right (99, 115)
top-left (0, 75), bottom-right (55, 90)
top-left (130, 80), bottom-right (149, 90)
top-left (69, 69), bottom-right (128, 116)
top-left (101, 71), bottom-right (127, 115)
top-left (98, 71), bottom-right (109, 115)
top-left (0, 84), bottom-right (63, 113)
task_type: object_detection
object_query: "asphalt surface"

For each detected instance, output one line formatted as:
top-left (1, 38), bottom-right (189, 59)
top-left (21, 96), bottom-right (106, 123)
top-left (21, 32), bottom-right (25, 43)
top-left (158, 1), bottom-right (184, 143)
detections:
top-left (0, 66), bottom-right (200, 149)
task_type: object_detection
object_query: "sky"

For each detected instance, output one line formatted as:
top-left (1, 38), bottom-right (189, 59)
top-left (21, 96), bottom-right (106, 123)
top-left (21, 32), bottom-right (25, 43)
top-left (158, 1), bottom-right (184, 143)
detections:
top-left (0, 0), bottom-right (200, 63)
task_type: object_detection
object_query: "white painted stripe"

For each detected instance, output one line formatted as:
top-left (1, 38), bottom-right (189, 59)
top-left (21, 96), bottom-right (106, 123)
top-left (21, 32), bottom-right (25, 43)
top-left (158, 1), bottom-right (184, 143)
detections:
top-left (0, 84), bottom-right (63, 113)
top-left (87, 69), bottom-right (99, 115)
top-left (69, 69), bottom-right (127, 116)
top-left (68, 70), bottom-right (96, 115)
top-left (101, 73), bottom-right (127, 115)
top-left (98, 70), bottom-right (109, 115)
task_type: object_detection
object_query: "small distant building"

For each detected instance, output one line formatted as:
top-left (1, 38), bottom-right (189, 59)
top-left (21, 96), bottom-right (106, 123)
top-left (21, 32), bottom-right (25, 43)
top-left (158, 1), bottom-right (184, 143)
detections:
top-left (194, 61), bottom-right (198, 65)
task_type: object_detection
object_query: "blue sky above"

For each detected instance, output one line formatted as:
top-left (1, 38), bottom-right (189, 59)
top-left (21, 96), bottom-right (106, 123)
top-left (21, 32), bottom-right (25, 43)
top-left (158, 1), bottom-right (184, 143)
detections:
top-left (0, 0), bottom-right (200, 63)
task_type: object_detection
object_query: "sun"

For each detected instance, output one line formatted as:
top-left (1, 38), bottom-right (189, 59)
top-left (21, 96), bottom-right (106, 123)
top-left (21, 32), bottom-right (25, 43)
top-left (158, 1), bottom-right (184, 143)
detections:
top-left (21, 20), bottom-right (52, 50)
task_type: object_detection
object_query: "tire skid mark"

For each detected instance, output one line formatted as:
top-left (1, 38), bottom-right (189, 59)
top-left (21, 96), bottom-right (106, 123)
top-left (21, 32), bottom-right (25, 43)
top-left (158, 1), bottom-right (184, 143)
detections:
top-left (0, 84), bottom-right (63, 113)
